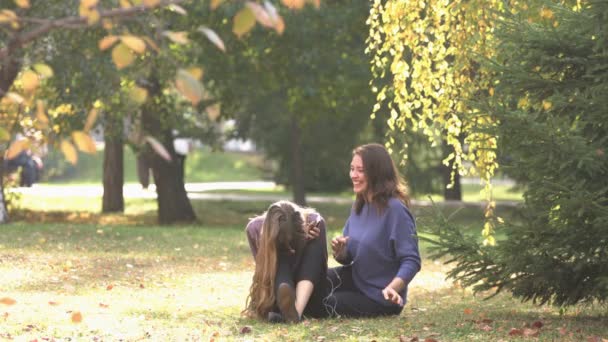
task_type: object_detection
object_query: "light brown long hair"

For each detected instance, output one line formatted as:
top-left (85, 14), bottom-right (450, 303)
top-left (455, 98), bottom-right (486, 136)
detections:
top-left (243, 201), bottom-right (312, 319)
top-left (353, 143), bottom-right (410, 214)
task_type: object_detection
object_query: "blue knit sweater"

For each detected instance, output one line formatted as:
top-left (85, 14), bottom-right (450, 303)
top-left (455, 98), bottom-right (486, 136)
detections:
top-left (341, 197), bottom-right (421, 307)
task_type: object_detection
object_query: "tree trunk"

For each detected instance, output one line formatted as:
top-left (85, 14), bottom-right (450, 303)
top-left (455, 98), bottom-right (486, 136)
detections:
top-left (0, 159), bottom-right (9, 223)
top-left (141, 75), bottom-right (196, 224)
top-left (441, 138), bottom-right (462, 201)
top-left (290, 118), bottom-right (306, 206)
top-left (102, 113), bottom-right (124, 213)
top-left (1, 57), bottom-right (21, 100)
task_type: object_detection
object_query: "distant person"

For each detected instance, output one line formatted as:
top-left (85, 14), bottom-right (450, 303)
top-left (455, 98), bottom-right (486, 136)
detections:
top-left (4, 150), bottom-right (42, 187)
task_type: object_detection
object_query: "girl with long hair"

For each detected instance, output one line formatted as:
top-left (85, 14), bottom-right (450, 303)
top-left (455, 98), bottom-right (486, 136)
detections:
top-left (244, 201), bottom-right (327, 322)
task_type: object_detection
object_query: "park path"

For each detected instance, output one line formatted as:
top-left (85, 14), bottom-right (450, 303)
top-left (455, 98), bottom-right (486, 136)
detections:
top-left (12, 180), bottom-right (519, 207)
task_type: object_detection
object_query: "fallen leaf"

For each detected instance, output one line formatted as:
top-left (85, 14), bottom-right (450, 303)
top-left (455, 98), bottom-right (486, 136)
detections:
top-left (99, 303), bottom-right (109, 308)
top-left (0, 298), bottom-right (16, 306)
top-left (71, 311), bottom-right (83, 323)
top-left (424, 338), bottom-right (438, 342)
top-left (48, 301), bottom-right (59, 306)
top-left (523, 328), bottom-right (539, 337)
top-left (532, 320), bottom-right (543, 329)
top-left (106, 284), bottom-right (114, 290)
top-left (463, 308), bottom-right (473, 315)
top-left (399, 336), bottom-right (418, 342)
top-left (509, 328), bottom-right (523, 336)
top-left (239, 326), bottom-right (252, 334)
top-left (557, 327), bottom-right (568, 335)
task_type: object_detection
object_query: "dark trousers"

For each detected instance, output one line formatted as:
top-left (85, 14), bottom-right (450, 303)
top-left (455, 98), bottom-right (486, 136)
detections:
top-left (274, 226), bottom-right (328, 316)
top-left (312, 265), bottom-right (402, 318)
top-left (273, 231), bottom-right (402, 319)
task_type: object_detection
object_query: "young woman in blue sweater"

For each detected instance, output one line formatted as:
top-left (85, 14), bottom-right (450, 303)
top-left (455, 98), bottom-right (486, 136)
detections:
top-left (325, 143), bottom-right (421, 317)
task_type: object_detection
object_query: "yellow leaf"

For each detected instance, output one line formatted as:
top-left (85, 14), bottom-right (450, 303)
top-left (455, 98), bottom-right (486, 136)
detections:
top-left (233, 7), bottom-right (256, 38)
top-left (33, 63), bottom-right (54, 78)
top-left (119, 0), bottom-right (131, 8)
top-left (162, 31), bottom-right (189, 44)
top-left (206, 103), bottom-right (221, 121)
top-left (0, 10), bottom-right (18, 24)
top-left (71, 311), bottom-right (83, 323)
top-left (143, 0), bottom-right (160, 7)
top-left (81, 0), bottom-right (99, 6)
top-left (72, 131), bottom-right (97, 154)
top-left (130, 86), bottom-right (148, 104)
top-left (210, 0), bottom-right (225, 10)
top-left (540, 7), bottom-right (554, 19)
top-left (186, 67), bottom-right (204, 80)
top-left (61, 140), bottom-right (78, 165)
top-left (175, 69), bottom-right (204, 105)
top-left (111, 43), bottom-right (136, 69)
top-left (21, 70), bottom-right (40, 92)
top-left (120, 35), bottom-right (147, 54)
top-left (6, 139), bottom-right (29, 160)
top-left (14, 0), bottom-right (30, 9)
top-left (281, 0), bottom-right (305, 10)
top-left (102, 19), bottom-right (113, 30)
top-left (0, 127), bottom-right (10, 142)
top-left (517, 97), bottom-right (528, 109)
top-left (542, 100), bottom-right (552, 111)
top-left (36, 100), bottom-right (49, 125)
top-left (0, 297), bottom-right (16, 306)
top-left (488, 87), bottom-right (494, 97)
top-left (87, 9), bottom-right (100, 25)
top-left (198, 26), bottom-right (226, 52)
top-left (84, 107), bottom-right (99, 132)
top-left (144, 136), bottom-right (172, 161)
top-left (98, 36), bottom-right (119, 51)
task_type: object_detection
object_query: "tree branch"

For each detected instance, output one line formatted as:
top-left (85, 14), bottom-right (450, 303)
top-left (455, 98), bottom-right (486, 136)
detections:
top-left (0, 0), bottom-right (185, 60)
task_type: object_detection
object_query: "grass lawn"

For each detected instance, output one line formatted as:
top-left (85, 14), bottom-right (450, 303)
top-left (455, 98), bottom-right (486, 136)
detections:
top-left (1, 196), bottom-right (606, 341)
top-left (45, 147), bottom-right (271, 184)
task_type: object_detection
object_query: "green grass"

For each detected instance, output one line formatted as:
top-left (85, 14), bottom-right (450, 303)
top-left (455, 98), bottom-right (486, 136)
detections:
top-left (46, 147), bottom-right (271, 184)
top-left (2, 196), bottom-right (606, 341)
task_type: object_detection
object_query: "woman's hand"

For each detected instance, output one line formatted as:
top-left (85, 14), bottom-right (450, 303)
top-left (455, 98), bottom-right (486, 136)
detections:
top-left (305, 219), bottom-right (321, 240)
top-left (382, 286), bottom-right (403, 306)
top-left (331, 236), bottom-right (349, 261)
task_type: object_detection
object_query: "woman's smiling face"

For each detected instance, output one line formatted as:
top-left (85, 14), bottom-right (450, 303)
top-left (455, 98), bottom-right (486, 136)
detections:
top-left (349, 154), bottom-right (367, 196)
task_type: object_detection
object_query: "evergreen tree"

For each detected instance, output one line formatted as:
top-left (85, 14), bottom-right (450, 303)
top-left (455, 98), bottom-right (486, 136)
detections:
top-left (425, 1), bottom-right (608, 306)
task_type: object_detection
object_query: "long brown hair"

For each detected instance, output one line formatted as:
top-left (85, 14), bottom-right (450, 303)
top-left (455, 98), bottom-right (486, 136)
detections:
top-left (353, 143), bottom-right (410, 214)
top-left (243, 201), bottom-right (312, 319)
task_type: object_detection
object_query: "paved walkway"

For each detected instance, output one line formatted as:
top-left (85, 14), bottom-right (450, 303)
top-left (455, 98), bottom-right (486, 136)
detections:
top-left (12, 181), bottom-right (519, 207)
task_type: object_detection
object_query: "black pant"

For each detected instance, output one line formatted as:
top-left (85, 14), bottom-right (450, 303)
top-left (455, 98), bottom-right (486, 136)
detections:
top-left (312, 265), bottom-right (402, 318)
top-left (274, 226), bottom-right (328, 316)
top-left (275, 232), bottom-right (402, 318)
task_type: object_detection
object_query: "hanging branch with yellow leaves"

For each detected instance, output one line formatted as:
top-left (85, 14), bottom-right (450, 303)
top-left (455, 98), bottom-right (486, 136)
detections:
top-left (367, 0), bottom-right (504, 244)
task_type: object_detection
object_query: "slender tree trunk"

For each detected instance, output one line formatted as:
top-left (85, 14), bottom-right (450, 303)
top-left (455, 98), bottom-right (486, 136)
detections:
top-left (441, 138), bottom-right (462, 201)
top-left (290, 118), bottom-right (306, 206)
top-left (141, 75), bottom-right (196, 224)
top-left (1, 57), bottom-right (21, 100)
top-left (0, 159), bottom-right (9, 223)
top-left (0, 59), bottom-right (21, 223)
top-left (102, 113), bottom-right (124, 213)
